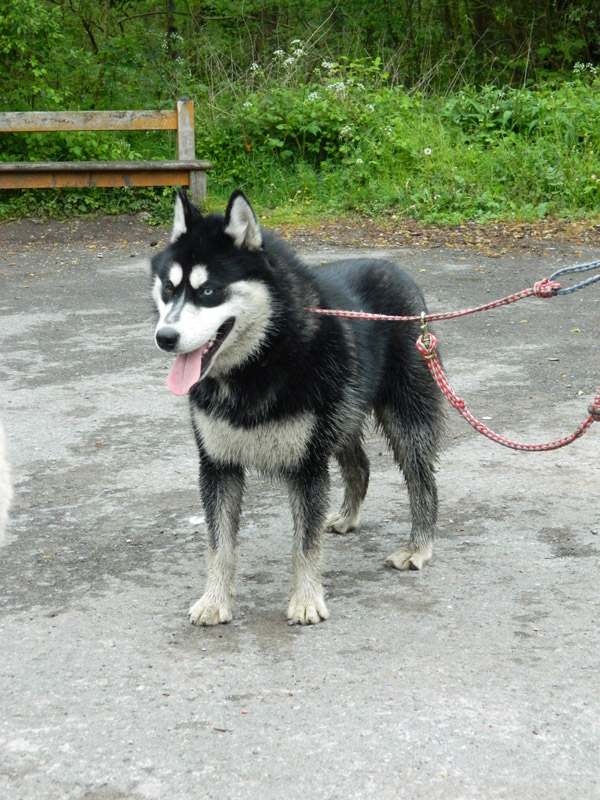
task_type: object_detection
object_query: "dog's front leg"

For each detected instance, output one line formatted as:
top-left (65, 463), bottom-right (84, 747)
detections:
top-left (286, 465), bottom-right (330, 625)
top-left (189, 458), bottom-right (245, 626)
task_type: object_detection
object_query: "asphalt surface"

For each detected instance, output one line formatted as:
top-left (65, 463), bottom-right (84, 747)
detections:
top-left (0, 217), bottom-right (599, 800)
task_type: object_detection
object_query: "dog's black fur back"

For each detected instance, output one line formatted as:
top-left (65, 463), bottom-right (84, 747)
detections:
top-left (190, 227), bottom-right (440, 434)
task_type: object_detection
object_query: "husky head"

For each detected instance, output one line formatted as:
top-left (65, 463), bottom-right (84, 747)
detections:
top-left (151, 190), bottom-right (274, 395)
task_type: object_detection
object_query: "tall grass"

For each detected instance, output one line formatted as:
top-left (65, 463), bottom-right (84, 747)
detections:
top-left (192, 49), bottom-right (600, 222)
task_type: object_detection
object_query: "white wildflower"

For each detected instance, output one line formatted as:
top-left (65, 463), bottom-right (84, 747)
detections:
top-left (424, 147), bottom-right (432, 155)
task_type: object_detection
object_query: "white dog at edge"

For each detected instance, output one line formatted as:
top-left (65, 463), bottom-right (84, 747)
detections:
top-left (0, 422), bottom-right (12, 544)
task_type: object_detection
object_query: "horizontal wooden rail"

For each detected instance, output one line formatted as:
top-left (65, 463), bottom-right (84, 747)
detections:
top-left (0, 161), bottom-right (212, 190)
top-left (0, 109), bottom-right (178, 133)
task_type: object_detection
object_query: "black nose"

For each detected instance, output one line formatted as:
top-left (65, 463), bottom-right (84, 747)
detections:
top-left (156, 327), bottom-right (179, 352)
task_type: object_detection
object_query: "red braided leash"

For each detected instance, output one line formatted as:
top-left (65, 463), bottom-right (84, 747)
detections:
top-left (416, 333), bottom-right (600, 451)
top-left (307, 277), bottom-right (561, 323)
top-left (308, 274), bottom-right (598, 450)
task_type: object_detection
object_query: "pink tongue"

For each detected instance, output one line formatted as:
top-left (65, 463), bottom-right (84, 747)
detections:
top-left (167, 349), bottom-right (203, 396)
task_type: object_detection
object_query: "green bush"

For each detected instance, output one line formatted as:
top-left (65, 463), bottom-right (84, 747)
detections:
top-left (190, 47), bottom-right (600, 222)
top-left (1, 36), bottom-right (600, 223)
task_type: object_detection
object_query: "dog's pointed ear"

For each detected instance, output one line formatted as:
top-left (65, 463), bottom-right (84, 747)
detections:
top-left (224, 190), bottom-right (262, 251)
top-left (171, 189), bottom-right (201, 243)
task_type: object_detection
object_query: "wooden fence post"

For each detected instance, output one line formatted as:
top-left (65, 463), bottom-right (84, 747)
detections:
top-left (176, 98), bottom-right (204, 206)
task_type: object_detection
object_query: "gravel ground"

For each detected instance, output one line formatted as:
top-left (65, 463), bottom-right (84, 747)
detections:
top-left (0, 214), bottom-right (599, 800)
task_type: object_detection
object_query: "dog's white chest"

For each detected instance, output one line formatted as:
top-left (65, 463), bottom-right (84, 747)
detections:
top-left (192, 409), bottom-right (316, 471)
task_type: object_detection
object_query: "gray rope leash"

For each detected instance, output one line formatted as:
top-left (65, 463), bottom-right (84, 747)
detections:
top-left (549, 258), bottom-right (600, 295)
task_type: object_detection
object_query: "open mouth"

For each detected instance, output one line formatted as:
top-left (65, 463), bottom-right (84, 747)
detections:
top-left (167, 318), bottom-right (235, 396)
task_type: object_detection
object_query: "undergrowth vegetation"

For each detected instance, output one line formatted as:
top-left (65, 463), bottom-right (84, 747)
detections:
top-left (1, 1), bottom-right (600, 224)
top-left (192, 50), bottom-right (600, 223)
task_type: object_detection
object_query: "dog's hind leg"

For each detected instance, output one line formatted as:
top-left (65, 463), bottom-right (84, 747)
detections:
top-left (326, 434), bottom-right (369, 533)
top-left (286, 464), bottom-right (330, 624)
top-left (189, 458), bottom-right (245, 626)
top-left (376, 405), bottom-right (440, 571)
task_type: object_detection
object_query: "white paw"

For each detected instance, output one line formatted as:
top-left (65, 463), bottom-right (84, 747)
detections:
top-left (189, 594), bottom-right (233, 626)
top-left (326, 509), bottom-right (360, 534)
top-left (385, 542), bottom-right (433, 571)
top-left (287, 592), bottom-right (329, 625)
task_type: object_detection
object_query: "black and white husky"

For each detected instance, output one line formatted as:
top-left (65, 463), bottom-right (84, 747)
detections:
top-left (151, 190), bottom-right (443, 625)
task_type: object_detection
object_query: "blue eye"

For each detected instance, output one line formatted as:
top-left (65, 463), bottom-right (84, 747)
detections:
top-left (202, 287), bottom-right (213, 297)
